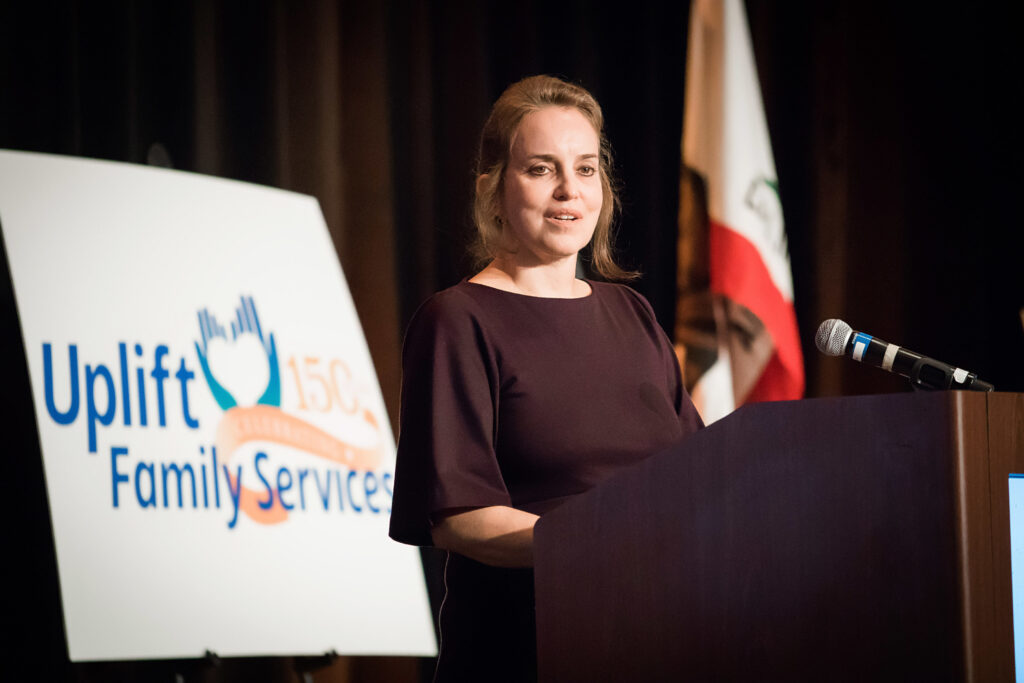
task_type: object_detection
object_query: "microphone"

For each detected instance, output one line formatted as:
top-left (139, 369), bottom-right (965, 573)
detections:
top-left (815, 319), bottom-right (994, 392)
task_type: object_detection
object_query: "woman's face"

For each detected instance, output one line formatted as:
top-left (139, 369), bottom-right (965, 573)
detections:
top-left (500, 106), bottom-right (603, 267)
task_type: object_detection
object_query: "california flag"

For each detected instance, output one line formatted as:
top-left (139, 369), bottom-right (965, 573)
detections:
top-left (675, 0), bottom-right (804, 424)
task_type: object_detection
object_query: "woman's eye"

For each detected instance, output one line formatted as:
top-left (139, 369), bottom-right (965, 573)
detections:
top-left (529, 165), bottom-right (551, 176)
top-left (578, 166), bottom-right (596, 177)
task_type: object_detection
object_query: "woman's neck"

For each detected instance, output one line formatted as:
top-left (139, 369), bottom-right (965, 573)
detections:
top-left (469, 256), bottom-right (590, 298)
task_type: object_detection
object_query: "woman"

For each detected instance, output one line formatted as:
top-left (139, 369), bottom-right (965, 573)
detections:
top-left (389, 75), bottom-right (703, 682)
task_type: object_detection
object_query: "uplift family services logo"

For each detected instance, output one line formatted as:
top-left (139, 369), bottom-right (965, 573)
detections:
top-left (41, 295), bottom-right (393, 529)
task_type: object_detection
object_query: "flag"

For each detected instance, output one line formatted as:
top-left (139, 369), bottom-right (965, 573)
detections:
top-left (675, 0), bottom-right (804, 424)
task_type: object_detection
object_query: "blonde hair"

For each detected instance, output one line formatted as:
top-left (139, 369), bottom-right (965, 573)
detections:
top-left (472, 75), bottom-right (636, 280)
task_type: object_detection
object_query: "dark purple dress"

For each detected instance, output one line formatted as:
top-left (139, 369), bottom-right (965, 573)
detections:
top-left (389, 280), bottom-right (702, 681)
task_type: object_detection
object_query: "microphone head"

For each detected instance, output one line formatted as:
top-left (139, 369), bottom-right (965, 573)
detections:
top-left (815, 319), bottom-right (853, 357)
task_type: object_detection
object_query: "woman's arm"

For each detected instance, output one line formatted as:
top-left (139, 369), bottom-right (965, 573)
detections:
top-left (431, 505), bottom-right (539, 568)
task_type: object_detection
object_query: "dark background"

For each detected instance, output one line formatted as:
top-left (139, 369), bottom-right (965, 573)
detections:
top-left (2, 1), bottom-right (1022, 681)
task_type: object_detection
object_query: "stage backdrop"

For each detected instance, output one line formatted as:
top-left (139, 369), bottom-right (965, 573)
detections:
top-left (0, 150), bottom-right (436, 662)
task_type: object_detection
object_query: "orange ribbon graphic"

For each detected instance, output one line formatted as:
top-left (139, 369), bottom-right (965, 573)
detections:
top-left (215, 404), bottom-right (383, 524)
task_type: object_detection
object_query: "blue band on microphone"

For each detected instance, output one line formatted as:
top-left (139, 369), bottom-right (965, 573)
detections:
top-left (852, 332), bottom-right (873, 362)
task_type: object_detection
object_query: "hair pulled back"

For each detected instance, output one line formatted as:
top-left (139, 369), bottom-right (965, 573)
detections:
top-left (472, 75), bottom-right (635, 280)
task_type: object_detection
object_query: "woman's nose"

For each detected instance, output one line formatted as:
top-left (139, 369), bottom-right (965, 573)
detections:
top-left (553, 173), bottom-right (579, 200)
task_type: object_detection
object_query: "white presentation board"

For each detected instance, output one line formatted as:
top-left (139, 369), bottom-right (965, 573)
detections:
top-left (0, 150), bottom-right (436, 661)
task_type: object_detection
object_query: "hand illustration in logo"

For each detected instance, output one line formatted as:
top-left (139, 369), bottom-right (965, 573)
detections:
top-left (195, 296), bottom-right (280, 410)
top-left (192, 295), bottom-right (386, 527)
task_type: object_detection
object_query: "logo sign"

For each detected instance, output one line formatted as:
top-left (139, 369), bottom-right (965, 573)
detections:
top-left (0, 150), bottom-right (436, 661)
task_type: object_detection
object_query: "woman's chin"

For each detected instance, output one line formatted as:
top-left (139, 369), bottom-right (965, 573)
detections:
top-left (537, 232), bottom-right (596, 262)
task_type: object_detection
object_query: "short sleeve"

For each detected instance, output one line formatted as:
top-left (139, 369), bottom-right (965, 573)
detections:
top-left (388, 291), bottom-right (512, 546)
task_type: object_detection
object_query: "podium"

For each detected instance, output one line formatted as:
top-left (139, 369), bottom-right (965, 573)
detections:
top-left (534, 392), bottom-right (1023, 682)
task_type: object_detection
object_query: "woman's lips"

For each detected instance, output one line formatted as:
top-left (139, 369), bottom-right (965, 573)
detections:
top-left (546, 210), bottom-right (582, 221)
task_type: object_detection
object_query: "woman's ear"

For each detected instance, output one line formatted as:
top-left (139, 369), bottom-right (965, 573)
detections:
top-left (475, 173), bottom-right (491, 198)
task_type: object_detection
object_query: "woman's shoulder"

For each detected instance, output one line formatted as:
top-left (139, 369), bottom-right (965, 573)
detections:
top-left (403, 281), bottom-right (493, 344)
top-left (588, 280), bottom-right (658, 318)
top-left (409, 280), bottom-right (487, 322)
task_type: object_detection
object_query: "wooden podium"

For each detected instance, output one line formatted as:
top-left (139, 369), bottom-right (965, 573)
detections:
top-left (534, 392), bottom-right (1024, 682)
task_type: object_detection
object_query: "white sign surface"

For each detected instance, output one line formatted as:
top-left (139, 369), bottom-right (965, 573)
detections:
top-left (0, 150), bottom-right (436, 661)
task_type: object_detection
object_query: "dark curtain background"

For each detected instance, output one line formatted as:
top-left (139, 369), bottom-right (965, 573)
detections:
top-left (2, 1), bottom-right (1022, 681)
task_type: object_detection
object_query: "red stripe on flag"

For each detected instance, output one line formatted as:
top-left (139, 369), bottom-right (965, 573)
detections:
top-left (708, 219), bottom-right (804, 402)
